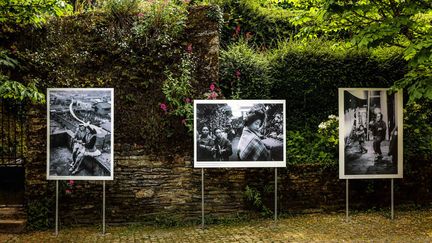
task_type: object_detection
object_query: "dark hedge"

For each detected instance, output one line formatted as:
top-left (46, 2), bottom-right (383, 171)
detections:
top-left (220, 41), bottom-right (407, 131)
top-left (270, 43), bottom-right (407, 130)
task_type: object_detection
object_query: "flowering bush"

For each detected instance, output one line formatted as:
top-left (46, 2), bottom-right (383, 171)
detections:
top-left (161, 50), bottom-right (195, 132)
top-left (317, 115), bottom-right (339, 147)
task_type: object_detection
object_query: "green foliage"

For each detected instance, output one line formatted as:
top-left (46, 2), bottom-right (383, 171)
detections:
top-left (0, 0), bottom-right (72, 32)
top-left (0, 49), bottom-right (46, 103)
top-left (404, 101), bottom-right (432, 161)
top-left (102, 0), bottom-right (142, 27)
top-left (285, 129), bottom-right (336, 165)
top-left (162, 53), bottom-right (195, 133)
top-left (270, 39), bottom-right (405, 130)
top-left (0, 79), bottom-right (46, 104)
top-left (197, 0), bottom-right (296, 47)
top-left (132, 0), bottom-right (188, 45)
top-left (27, 198), bottom-right (54, 230)
top-left (289, 0), bottom-right (432, 102)
top-left (0, 0), bottom-right (70, 104)
top-left (10, 3), bottom-right (214, 150)
top-left (244, 185), bottom-right (273, 217)
top-left (219, 41), bottom-right (272, 99)
top-left (317, 114), bottom-right (339, 147)
top-left (206, 5), bottom-right (224, 32)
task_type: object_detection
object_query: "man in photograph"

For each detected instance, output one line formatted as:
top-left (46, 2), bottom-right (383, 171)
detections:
top-left (369, 112), bottom-right (386, 162)
top-left (237, 108), bottom-right (270, 161)
top-left (213, 128), bottom-right (233, 161)
top-left (197, 126), bottom-right (214, 161)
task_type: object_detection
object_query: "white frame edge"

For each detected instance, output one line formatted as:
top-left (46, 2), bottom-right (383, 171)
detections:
top-left (46, 88), bottom-right (114, 181)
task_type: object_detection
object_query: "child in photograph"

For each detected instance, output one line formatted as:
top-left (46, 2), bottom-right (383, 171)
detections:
top-left (197, 126), bottom-right (215, 161)
top-left (237, 108), bottom-right (270, 161)
top-left (356, 125), bottom-right (367, 154)
top-left (213, 128), bottom-right (233, 161)
top-left (70, 123), bottom-right (87, 171)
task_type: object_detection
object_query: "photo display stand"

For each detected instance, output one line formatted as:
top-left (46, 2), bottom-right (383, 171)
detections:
top-left (54, 180), bottom-right (107, 236)
top-left (195, 100), bottom-right (286, 229)
top-left (339, 88), bottom-right (403, 221)
top-left (345, 179), bottom-right (394, 221)
top-left (47, 88), bottom-right (114, 236)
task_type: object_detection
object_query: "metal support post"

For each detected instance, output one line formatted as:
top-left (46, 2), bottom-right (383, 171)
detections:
top-left (346, 179), bottom-right (349, 221)
top-left (201, 168), bottom-right (205, 229)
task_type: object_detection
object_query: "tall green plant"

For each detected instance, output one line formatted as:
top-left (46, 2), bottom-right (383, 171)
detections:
top-left (219, 41), bottom-right (272, 99)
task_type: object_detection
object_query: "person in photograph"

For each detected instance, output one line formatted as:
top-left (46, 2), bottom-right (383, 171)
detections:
top-left (369, 112), bottom-right (386, 161)
top-left (388, 126), bottom-right (398, 164)
top-left (355, 124), bottom-right (367, 154)
top-left (197, 126), bottom-right (215, 161)
top-left (237, 108), bottom-right (270, 161)
top-left (71, 122), bottom-right (101, 174)
top-left (213, 128), bottom-right (233, 161)
top-left (225, 124), bottom-right (236, 141)
top-left (70, 123), bottom-right (87, 170)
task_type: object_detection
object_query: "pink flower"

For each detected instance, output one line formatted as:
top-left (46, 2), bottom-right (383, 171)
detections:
top-left (68, 180), bottom-right (74, 186)
top-left (235, 25), bottom-right (241, 36)
top-left (137, 13), bottom-right (144, 18)
top-left (160, 103), bottom-right (167, 112)
top-left (185, 98), bottom-right (191, 103)
top-left (65, 189), bottom-right (72, 195)
top-left (186, 43), bottom-right (193, 53)
top-left (209, 83), bottom-right (215, 91)
top-left (181, 119), bottom-right (186, 125)
top-left (235, 69), bottom-right (241, 78)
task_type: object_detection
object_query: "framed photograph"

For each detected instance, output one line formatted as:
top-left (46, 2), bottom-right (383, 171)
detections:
top-left (194, 100), bottom-right (286, 168)
top-left (47, 88), bottom-right (114, 180)
top-left (339, 88), bottom-right (403, 179)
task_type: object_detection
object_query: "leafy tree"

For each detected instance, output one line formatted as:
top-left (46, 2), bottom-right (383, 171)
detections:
top-left (288, 0), bottom-right (432, 101)
top-left (0, 0), bottom-right (72, 103)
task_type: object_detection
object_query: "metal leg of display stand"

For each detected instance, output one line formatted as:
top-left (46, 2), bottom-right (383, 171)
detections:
top-left (55, 180), bottom-right (59, 236)
top-left (274, 168), bottom-right (278, 224)
top-left (346, 179), bottom-right (349, 221)
top-left (391, 179), bottom-right (394, 220)
top-left (201, 168), bottom-right (205, 229)
top-left (103, 180), bottom-right (106, 235)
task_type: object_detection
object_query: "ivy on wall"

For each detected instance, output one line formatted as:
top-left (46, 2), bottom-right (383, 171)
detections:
top-left (6, 3), bottom-right (220, 154)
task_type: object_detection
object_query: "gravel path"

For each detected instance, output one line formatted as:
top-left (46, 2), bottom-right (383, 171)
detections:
top-left (1, 209), bottom-right (431, 242)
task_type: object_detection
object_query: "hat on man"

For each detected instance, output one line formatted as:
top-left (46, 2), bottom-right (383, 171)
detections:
top-left (244, 108), bottom-right (265, 127)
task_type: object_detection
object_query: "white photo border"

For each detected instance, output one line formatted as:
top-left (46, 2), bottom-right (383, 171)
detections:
top-left (338, 88), bottom-right (403, 179)
top-left (47, 88), bottom-right (114, 180)
top-left (194, 99), bottom-right (286, 168)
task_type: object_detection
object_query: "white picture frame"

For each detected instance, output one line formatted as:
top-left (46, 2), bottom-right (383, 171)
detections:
top-left (338, 88), bottom-right (403, 179)
top-left (194, 100), bottom-right (286, 168)
top-left (47, 88), bottom-right (114, 180)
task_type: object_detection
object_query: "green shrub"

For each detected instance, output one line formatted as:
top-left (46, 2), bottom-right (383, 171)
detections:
top-left (244, 185), bottom-right (273, 217)
top-left (103, 0), bottom-right (142, 26)
top-left (132, 1), bottom-right (188, 45)
top-left (197, 0), bottom-right (296, 47)
top-left (269, 40), bottom-right (406, 131)
top-left (219, 41), bottom-right (272, 99)
top-left (404, 101), bottom-right (432, 161)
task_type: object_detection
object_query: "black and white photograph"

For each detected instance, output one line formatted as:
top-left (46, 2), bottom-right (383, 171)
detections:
top-left (47, 88), bottom-right (114, 180)
top-left (339, 88), bottom-right (403, 179)
top-left (194, 100), bottom-right (286, 168)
